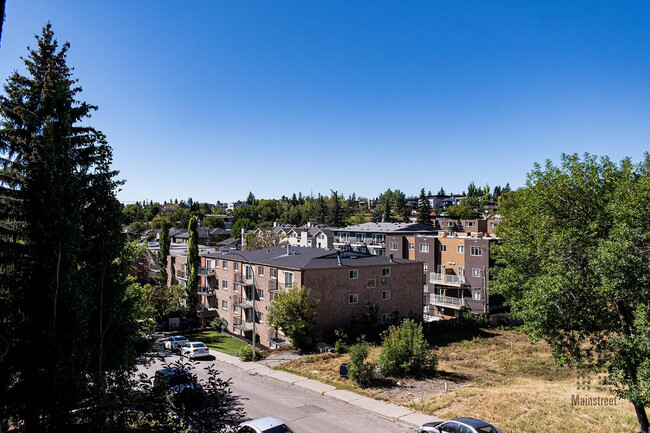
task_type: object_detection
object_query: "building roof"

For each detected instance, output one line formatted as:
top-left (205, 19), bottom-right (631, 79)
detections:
top-left (203, 245), bottom-right (417, 270)
top-left (334, 222), bottom-right (438, 234)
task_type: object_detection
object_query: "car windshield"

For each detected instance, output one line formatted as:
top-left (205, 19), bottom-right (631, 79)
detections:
top-left (476, 427), bottom-right (502, 433)
top-left (193, 343), bottom-right (206, 348)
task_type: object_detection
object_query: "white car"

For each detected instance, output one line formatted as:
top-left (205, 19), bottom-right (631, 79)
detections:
top-left (419, 417), bottom-right (502, 433)
top-left (238, 417), bottom-right (295, 433)
top-left (163, 335), bottom-right (188, 351)
top-left (180, 341), bottom-right (210, 359)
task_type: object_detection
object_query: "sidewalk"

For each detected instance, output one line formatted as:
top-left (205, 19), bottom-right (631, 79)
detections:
top-left (209, 349), bottom-right (443, 429)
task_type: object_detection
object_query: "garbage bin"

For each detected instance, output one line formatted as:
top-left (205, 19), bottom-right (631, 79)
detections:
top-left (340, 363), bottom-right (348, 379)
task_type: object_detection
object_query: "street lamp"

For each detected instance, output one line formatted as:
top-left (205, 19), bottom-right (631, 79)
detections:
top-left (224, 251), bottom-right (256, 359)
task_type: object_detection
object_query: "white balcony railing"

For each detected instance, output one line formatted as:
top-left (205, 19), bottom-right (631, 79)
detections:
top-left (430, 294), bottom-right (467, 308)
top-left (429, 272), bottom-right (467, 286)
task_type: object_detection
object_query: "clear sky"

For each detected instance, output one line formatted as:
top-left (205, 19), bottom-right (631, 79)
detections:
top-left (1, 1), bottom-right (649, 203)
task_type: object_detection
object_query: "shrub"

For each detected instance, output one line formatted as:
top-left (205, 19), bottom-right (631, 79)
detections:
top-left (210, 317), bottom-right (228, 333)
top-left (334, 328), bottom-right (349, 354)
top-left (239, 345), bottom-right (264, 362)
top-left (347, 342), bottom-right (375, 385)
top-left (378, 319), bottom-right (437, 377)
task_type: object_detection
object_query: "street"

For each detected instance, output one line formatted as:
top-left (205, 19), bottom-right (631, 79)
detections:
top-left (137, 349), bottom-right (417, 433)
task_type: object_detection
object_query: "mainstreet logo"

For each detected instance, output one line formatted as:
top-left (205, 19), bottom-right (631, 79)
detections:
top-left (571, 395), bottom-right (618, 406)
top-left (572, 371), bottom-right (620, 406)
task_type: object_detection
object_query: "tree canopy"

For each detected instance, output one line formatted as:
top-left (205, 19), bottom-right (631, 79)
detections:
top-left (492, 153), bottom-right (650, 433)
top-left (267, 285), bottom-right (319, 350)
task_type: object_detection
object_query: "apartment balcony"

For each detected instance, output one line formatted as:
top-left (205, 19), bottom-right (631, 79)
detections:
top-left (429, 294), bottom-right (467, 310)
top-left (268, 280), bottom-right (279, 293)
top-left (429, 272), bottom-right (468, 287)
top-left (198, 287), bottom-right (216, 297)
top-left (268, 329), bottom-right (289, 347)
top-left (367, 240), bottom-right (386, 248)
top-left (198, 266), bottom-right (214, 277)
top-left (175, 269), bottom-right (187, 281)
top-left (233, 316), bottom-right (253, 332)
top-left (196, 305), bottom-right (220, 319)
top-left (233, 295), bottom-right (253, 308)
top-left (233, 274), bottom-right (253, 287)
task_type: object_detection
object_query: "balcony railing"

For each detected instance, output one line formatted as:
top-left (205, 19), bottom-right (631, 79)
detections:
top-left (233, 316), bottom-right (253, 332)
top-left (198, 266), bottom-right (214, 276)
top-left (430, 294), bottom-right (467, 309)
top-left (198, 287), bottom-right (216, 296)
top-left (233, 274), bottom-right (253, 286)
top-left (175, 269), bottom-right (187, 280)
top-left (268, 280), bottom-right (279, 293)
top-left (429, 272), bottom-right (467, 286)
top-left (233, 295), bottom-right (253, 308)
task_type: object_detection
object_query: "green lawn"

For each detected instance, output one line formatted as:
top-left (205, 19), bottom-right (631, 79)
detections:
top-left (185, 330), bottom-right (249, 357)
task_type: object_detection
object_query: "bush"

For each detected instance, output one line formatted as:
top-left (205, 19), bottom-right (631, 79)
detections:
top-left (378, 319), bottom-right (437, 377)
top-left (347, 342), bottom-right (375, 385)
top-left (334, 328), bottom-right (349, 354)
top-left (239, 345), bottom-right (264, 362)
top-left (210, 317), bottom-right (228, 333)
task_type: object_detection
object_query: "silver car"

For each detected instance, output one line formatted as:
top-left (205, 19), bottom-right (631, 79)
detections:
top-left (237, 417), bottom-right (295, 433)
top-left (419, 417), bottom-right (502, 433)
top-left (180, 341), bottom-right (210, 359)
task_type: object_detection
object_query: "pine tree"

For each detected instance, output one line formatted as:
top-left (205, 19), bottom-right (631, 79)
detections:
top-left (316, 194), bottom-right (327, 224)
top-left (186, 216), bottom-right (199, 314)
top-left (328, 190), bottom-right (344, 227)
top-left (416, 188), bottom-right (432, 225)
top-left (0, 25), bottom-right (136, 431)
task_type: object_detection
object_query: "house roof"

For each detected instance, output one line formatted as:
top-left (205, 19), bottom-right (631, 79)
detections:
top-left (334, 222), bottom-right (438, 234)
top-left (202, 245), bottom-right (417, 270)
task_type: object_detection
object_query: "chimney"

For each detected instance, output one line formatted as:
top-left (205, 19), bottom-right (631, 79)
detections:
top-left (389, 253), bottom-right (394, 263)
top-left (286, 245), bottom-right (291, 255)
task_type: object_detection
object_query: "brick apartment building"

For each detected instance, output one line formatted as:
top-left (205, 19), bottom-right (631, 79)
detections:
top-left (194, 246), bottom-right (423, 348)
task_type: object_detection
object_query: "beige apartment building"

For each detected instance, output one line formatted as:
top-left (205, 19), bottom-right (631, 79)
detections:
top-left (194, 246), bottom-right (423, 348)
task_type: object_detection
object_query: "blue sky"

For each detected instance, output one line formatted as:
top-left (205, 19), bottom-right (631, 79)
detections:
top-left (1, 1), bottom-right (649, 203)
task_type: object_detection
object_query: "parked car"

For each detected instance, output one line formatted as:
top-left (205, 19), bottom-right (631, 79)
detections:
top-left (180, 341), bottom-right (210, 359)
top-left (154, 367), bottom-right (202, 394)
top-left (163, 335), bottom-right (188, 351)
top-left (237, 417), bottom-right (295, 433)
top-left (419, 418), bottom-right (502, 433)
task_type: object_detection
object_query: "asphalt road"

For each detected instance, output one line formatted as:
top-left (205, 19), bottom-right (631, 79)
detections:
top-left (137, 349), bottom-right (417, 433)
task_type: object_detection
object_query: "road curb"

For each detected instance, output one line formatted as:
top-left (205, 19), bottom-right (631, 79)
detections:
top-left (208, 349), bottom-right (439, 429)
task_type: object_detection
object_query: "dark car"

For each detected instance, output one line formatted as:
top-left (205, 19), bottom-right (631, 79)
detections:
top-left (154, 367), bottom-right (202, 394)
top-left (419, 417), bottom-right (502, 433)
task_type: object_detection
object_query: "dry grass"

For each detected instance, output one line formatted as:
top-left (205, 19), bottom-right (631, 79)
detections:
top-left (278, 329), bottom-right (641, 433)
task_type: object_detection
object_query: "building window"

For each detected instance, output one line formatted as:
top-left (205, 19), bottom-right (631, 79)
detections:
top-left (221, 260), bottom-right (227, 270)
top-left (419, 243), bottom-right (429, 253)
top-left (472, 268), bottom-right (482, 277)
top-left (381, 313), bottom-right (391, 324)
top-left (389, 242), bottom-right (398, 250)
top-left (382, 290), bottom-right (390, 300)
top-left (258, 266), bottom-right (264, 277)
top-left (222, 300), bottom-right (228, 310)
top-left (470, 246), bottom-right (482, 256)
top-left (473, 292), bottom-right (481, 300)
top-left (349, 269), bottom-right (358, 279)
top-left (440, 244), bottom-right (447, 252)
top-left (408, 242), bottom-right (415, 250)
top-left (382, 267), bottom-right (390, 277)
top-left (490, 222), bottom-right (496, 228)
top-left (466, 221), bottom-right (476, 227)
top-left (256, 312), bottom-right (264, 323)
top-left (234, 305), bottom-right (239, 313)
top-left (214, 279), bottom-right (219, 289)
top-left (349, 294), bottom-right (358, 304)
top-left (257, 289), bottom-right (264, 300)
top-left (423, 263), bottom-right (428, 272)
top-left (234, 262), bottom-right (239, 271)
top-left (270, 268), bottom-right (277, 279)
top-left (367, 279), bottom-right (376, 289)
top-left (222, 280), bottom-right (228, 290)
top-left (447, 221), bottom-right (454, 227)
top-left (214, 260), bottom-right (219, 268)
top-left (284, 271), bottom-right (294, 287)
top-left (457, 245), bottom-right (465, 253)
top-left (245, 264), bottom-right (254, 280)
top-left (270, 291), bottom-right (276, 301)
top-left (458, 266), bottom-right (464, 278)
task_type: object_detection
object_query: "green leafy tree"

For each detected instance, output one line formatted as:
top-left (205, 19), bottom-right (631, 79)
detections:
top-left (201, 215), bottom-right (225, 229)
top-left (0, 25), bottom-right (140, 431)
top-left (445, 203), bottom-right (479, 220)
top-left (348, 341), bottom-right (375, 385)
top-left (492, 153), bottom-right (650, 433)
top-left (267, 286), bottom-right (319, 350)
top-left (186, 216), bottom-right (199, 315)
top-left (416, 188), bottom-right (432, 224)
top-left (378, 319), bottom-right (437, 377)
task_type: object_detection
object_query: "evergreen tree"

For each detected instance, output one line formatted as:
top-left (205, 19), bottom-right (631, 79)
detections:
top-left (158, 219), bottom-right (171, 285)
top-left (437, 187), bottom-right (446, 195)
top-left (186, 216), bottom-right (199, 314)
top-left (328, 190), bottom-right (344, 227)
top-left (316, 194), bottom-right (327, 224)
top-left (0, 25), bottom-right (138, 431)
top-left (246, 191), bottom-right (256, 205)
top-left (416, 188), bottom-right (432, 225)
